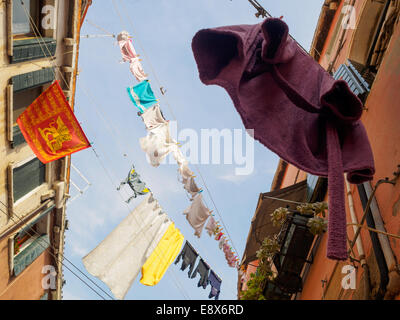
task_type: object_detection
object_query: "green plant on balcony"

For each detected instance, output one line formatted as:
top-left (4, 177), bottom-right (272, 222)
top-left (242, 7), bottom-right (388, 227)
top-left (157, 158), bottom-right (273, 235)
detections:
top-left (240, 235), bottom-right (279, 300)
top-left (240, 202), bottom-right (328, 300)
top-left (271, 207), bottom-right (290, 227)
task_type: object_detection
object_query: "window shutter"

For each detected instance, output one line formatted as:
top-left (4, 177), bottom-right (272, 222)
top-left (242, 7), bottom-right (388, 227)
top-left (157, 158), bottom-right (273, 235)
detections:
top-left (13, 158), bottom-right (46, 202)
top-left (12, 68), bottom-right (55, 93)
top-left (12, 125), bottom-right (26, 147)
top-left (17, 205), bottom-right (55, 237)
top-left (333, 60), bottom-right (370, 96)
top-left (12, 38), bottom-right (57, 64)
top-left (13, 235), bottom-right (50, 276)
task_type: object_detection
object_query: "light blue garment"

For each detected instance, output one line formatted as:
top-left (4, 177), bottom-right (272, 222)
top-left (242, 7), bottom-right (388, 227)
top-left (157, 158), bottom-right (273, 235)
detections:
top-left (127, 80), bottom-right (158, 113)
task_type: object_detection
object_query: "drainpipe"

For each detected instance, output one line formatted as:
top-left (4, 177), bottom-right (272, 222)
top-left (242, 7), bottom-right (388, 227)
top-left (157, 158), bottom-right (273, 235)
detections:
top-left (363, 182), bottom-right (400, 300)
top-left (345, 178), bottom-right (370, 300)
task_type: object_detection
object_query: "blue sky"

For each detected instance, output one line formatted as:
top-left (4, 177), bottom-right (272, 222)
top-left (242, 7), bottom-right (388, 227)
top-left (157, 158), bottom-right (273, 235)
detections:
top-left (62, 0), bottom-right (324, 300)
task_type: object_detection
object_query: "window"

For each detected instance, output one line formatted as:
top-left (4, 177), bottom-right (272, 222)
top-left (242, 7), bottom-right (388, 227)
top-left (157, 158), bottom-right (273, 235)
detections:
top-left (10, 205), bottom-right (54, 277)
top-left (13, 157), bottom-right (46, 203)
top-left (7, 0), bottom-right (57, 63)
top-left (12, 0), bottom-right (40, 37)
top-left (8, 68), bottom-right (55, 147)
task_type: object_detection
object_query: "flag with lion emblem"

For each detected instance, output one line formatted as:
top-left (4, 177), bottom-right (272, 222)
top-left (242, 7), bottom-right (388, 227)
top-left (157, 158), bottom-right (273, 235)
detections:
top-left (17, 81), bottom-right (91, 163)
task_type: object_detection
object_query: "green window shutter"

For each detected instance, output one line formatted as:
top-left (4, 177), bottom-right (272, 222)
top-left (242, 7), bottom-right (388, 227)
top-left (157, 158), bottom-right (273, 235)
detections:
top-left (18, 205), bottom-right (55, 237)
top-left (12, 67), bottom-right (55, 93)
top-left (14, 235), bottom-right (50, 276)
top-left (13, 158), bottom-right (46, 202)
top-left (11, 38), bottom-right (57, 64)
top-left (12, 124), bottom-right (26, 147)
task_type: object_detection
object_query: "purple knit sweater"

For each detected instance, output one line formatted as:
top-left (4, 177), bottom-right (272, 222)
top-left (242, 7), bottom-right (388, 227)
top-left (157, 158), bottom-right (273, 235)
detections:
top-left (191, 18), bottom-right (375, 260)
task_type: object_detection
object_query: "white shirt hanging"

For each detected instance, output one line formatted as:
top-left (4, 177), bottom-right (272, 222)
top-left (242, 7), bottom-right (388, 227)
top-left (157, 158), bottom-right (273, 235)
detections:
top-left (141, 104), bottom-right (168, 130)
top-left (139, 122), bottom-right (178, 167)
top-left (183, 193), bottom-right (210, 238)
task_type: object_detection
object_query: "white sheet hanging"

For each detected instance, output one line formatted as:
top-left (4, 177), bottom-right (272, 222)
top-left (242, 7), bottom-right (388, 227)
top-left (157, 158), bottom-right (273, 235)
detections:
top-left (82, 194), bottom-right (171, 300)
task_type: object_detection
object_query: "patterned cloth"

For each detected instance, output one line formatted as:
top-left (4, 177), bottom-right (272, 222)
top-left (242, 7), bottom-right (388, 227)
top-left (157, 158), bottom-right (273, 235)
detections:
top-left (117, 165), bottom-right (150, 203)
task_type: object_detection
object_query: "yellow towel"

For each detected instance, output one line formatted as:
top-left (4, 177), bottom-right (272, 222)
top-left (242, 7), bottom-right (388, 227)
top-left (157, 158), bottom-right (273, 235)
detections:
top-left (140, 223), bottom-right (184, 286)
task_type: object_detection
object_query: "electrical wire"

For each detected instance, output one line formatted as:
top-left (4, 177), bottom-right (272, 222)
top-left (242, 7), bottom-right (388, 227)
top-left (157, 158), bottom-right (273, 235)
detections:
top-left (0, 201), bottom-right (112, 300)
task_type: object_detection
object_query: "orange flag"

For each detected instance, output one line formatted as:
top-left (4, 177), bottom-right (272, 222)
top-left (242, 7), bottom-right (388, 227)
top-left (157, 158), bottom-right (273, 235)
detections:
top-left (17, 81), bottom-right (90, 163)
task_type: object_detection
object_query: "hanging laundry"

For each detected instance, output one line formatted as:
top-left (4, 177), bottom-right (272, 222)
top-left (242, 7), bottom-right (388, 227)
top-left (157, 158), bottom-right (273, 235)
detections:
top-left (139, 122), bottom-right (179, 167)
top-left (140, 223), bottom-right (184, 286)
top-left (218, 237), bottom-right (226, 250)
top-left (174, 241), bottom-right (199, 277)
top-left (183, 177), bottom-right (201, 199)
top-left (191, 18), bottom-right (375, 261)
top-left (16, 81), bottom-right (90, 164)
top-left (127, 80), bottom-right (158, 114)
top-left (190, 258), bottom-right (210, 289)
top-left (82, 194), bottom-right (171, 300)
top-left (215, 231), bottom-right (224, 241)
top-left (117, 164), bottom-right (150, 203)
top-left (129, 57), bottom-right (148, 83)
top-left (183, 193), bottom-right (211, 238)
top-left (173, 148), bottom-right (194, 183)
top-left (208, 270), bottom-right (222, 300)
top-left (117, 31), bottom-right (147, 82)
top-left (141, 104), bottom-right (168, 130)
top-left (205, 216), bottom-right (217, 237)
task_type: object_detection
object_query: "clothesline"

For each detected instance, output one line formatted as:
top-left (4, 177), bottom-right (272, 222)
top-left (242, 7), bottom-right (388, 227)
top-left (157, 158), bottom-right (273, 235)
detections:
top-left (18, 1), bottom-right (194, 301)
top-left (112, 0), bottom-right (242, 265)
